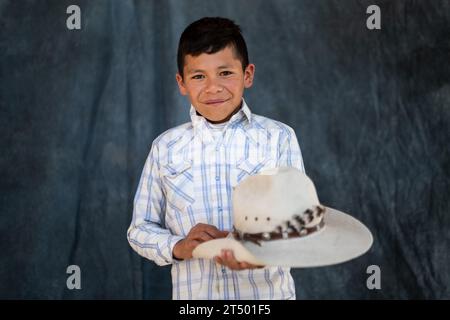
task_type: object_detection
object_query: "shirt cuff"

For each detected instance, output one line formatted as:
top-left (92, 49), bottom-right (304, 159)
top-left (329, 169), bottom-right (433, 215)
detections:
top-left (168, 235), bottom-right (185, 264)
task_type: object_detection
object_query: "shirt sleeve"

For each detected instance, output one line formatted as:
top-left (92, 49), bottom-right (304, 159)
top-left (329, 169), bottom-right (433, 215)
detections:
top-left (127, 142), bottom-right (184, 266)
top-left (278, 125), bottom-right (306, 173)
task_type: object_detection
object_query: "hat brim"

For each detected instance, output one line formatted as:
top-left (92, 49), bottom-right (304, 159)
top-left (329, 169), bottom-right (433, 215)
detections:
top-left (192, 207), bottom-right (373, 267)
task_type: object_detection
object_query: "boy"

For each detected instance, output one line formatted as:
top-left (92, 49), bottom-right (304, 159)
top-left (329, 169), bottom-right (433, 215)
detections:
top-left (127, 17), bottom-right (305, 300)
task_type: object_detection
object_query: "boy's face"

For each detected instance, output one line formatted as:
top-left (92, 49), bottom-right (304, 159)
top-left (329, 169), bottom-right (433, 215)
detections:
top-left (176, 46), bottom-right (255, 123)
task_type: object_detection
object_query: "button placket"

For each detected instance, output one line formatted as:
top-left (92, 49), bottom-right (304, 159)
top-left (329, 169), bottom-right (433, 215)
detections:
top-left (214, 143), bottom-right (226, 230)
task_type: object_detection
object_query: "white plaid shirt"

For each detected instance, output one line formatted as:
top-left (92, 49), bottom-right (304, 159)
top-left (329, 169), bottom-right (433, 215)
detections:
top-left (128, 99), bottom-right (305, 299)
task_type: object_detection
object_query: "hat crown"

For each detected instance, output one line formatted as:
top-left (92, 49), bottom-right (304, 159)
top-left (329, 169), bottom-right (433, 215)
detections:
top-left (233, 167), bottom-right (322, 234)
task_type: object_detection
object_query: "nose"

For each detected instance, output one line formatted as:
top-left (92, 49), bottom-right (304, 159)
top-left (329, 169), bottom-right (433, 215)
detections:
top-left (205, 78), bottom-right (224, 94)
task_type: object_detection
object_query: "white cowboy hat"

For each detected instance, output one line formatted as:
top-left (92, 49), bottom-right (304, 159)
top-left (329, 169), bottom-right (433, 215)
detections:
top-left (192, 167), bottom-right (373, 267)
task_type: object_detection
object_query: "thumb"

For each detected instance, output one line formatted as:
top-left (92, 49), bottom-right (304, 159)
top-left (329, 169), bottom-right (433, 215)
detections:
top-left (218, 230), bottom-right (231, 238)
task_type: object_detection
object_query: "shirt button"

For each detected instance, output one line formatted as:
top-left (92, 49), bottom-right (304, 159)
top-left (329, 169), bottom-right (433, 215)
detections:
top-left (218, 207), bottom-right (223, 212)
top-left (215, 176), bottom-right (220, 181)
top-left (222, 267), bottom-right (226, 274)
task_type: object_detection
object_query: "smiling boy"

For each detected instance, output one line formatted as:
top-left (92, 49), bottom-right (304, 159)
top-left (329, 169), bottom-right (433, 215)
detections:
top-left (128, 17), bottom-right (305, 299)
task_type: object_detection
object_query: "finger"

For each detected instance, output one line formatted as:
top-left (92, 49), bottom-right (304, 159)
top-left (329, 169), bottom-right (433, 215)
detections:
top-left (237, 262), bottom-right (251, 269)
top-left (190, 231), bottom-right (215, 242)
top-left (214, 256), bottom-right (224, 265)
top-left (221, 250), bottom-right (242, 270)
top-left (238, 262), bottom-right (265, 269)
top-left (220, 250), bottom-right (265, 270)
top-left (218, 251), bottom-right (261, 270)
top-left (192, 223), bottom-right (212, 232)
top-left (203, 226), bottom-right (229, 239)
top-left (193, 224), bottom-right (229, 238)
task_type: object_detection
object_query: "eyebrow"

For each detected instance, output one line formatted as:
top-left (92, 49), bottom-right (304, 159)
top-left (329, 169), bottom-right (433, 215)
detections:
top-left (186, 65), bottom-right (234, 75)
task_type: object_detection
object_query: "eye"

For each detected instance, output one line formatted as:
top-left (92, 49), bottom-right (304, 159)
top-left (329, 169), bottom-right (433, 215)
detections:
top-left (220, 71), bottom-right (233, 76)
top-left (191, 74), bottom-right (204, 80)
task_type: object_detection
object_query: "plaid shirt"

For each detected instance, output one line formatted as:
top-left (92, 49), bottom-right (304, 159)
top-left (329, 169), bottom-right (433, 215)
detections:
top-left (128, 99), bottom-right (305, 299)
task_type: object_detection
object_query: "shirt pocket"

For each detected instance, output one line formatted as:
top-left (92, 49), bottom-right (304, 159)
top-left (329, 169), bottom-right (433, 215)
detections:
top-left (161, 160), bottom-right (195, 212)
top-left (233, 155), bottom-right (275, 186)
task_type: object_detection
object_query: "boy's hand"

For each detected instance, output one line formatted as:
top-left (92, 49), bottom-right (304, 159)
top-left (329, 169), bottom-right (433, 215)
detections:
top-left (215, 249), bottom-right (265, 270)
top-left (173, 223), bottom-right (228, 260)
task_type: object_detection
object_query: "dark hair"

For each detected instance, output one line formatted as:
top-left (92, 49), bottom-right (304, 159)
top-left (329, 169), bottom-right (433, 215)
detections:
top-left (177, 17), bottom-right (249, 77)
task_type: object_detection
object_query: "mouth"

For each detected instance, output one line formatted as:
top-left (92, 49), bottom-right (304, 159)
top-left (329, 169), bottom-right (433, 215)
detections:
top-left (203, 99), bottom-right (229, 106)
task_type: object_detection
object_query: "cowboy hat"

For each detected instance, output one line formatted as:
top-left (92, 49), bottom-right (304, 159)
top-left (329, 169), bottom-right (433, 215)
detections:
top-left (192, 167), bottom-right (373, 267)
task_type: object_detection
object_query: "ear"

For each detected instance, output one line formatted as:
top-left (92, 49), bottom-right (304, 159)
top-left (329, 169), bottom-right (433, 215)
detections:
top-left (176, 73), bottom-right (188, 96)
top-left (243, 64), bottom-right (255, 89)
